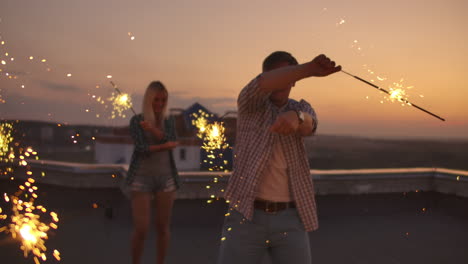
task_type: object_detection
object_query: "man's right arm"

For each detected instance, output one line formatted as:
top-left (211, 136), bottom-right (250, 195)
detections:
top-left (257, 54), bottom-right (341, 93)
top-left (237, 75), bottom-right (270, 114)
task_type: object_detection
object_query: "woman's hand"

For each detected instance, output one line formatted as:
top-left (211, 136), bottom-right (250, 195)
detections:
top-left (140, 121), bottom-right (165, 139)
top-left (165, 141), bottom-right (179, 150)
top-left (140, 121), bottom-right (153, 131)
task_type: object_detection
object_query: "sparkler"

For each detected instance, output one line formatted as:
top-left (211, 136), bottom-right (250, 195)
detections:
top-left (191, 110), bottom-right (230, 203)
top-left (109, 81), bottom-right (136, 116)
top-left (201, 122), bottom-right (229, 153)
top-left (341, 70), bottom-right (445, 121)
top-left (0, 120), bottom-right (56, 262)
top-left (191, 111), bottom-right (229, 154)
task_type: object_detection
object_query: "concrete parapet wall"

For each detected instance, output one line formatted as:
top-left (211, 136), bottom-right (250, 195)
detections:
top-left (2, 160), bottom-right (468, 198)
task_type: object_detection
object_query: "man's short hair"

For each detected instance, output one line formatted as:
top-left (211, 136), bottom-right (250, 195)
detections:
top-left (262, 51), bottom-right (298, 72)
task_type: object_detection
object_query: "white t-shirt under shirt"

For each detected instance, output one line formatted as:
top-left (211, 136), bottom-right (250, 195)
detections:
top-left (255, 137), bottom-right (292, 202)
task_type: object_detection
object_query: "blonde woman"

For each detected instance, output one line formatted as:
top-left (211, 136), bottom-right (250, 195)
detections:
top-left (125, 81), bottom-right (179, 264)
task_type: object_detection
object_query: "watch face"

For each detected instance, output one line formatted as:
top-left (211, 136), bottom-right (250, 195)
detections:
top-left (297, 111), bottom-right (304, 123)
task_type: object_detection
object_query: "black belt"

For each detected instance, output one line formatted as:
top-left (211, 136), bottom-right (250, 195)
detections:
top-left (254, 200), bottom-right (295, 213)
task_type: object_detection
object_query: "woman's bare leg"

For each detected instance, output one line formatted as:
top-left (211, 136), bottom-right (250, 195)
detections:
top-left (153, 191), bottom-right (176, 264)
top-left (131, 192), bottom-right (152, 264)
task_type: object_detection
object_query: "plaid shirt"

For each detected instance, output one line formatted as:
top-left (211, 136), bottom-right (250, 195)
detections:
top-left (225, 75), bottom-right (319, 232)
top-left (126, 114), bottom-right (180, 188)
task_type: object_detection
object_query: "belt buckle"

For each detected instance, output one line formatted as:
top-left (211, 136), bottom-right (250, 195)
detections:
top-left (265, 201), bottom-right (278, 214)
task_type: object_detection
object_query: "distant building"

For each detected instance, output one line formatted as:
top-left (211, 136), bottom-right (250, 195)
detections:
top-left (3, 119), bottom-right (112, 154)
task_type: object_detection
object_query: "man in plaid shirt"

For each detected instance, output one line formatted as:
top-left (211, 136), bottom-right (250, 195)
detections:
top-left (217, 52), bottom-right (341, 264)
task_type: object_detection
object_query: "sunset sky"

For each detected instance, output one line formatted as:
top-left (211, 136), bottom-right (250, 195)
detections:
top-left (1, 0), bottom-right (467, 139)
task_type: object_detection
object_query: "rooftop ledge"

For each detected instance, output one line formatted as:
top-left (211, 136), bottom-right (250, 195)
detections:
top-left (2, 159), bottom-right (468, 198)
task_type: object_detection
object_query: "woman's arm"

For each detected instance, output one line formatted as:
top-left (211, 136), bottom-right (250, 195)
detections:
top-left (130, 115), bottom-right (150, 154)
top-left (149, 141), bottom-right (178, 152)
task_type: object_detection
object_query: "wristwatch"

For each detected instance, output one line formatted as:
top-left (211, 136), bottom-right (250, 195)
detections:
top-left (295, 110), bottom-right (305, 125)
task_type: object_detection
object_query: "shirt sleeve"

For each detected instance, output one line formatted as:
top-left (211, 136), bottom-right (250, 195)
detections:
top-left (297, 99), bottom-right (318, 135)
top-left (130, 114), bottom-right (150, 154)
top-left (237, 74), bottom-right (270, 115)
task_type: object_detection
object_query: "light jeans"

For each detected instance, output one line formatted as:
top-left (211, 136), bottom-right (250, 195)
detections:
top-left (217, 207), bottom-right (312, 264)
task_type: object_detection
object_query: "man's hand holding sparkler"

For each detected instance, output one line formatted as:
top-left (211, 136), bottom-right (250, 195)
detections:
top-left (258, 54), bottom-right (341, 93)
top-left (306, 54), bottom-right (342, 77)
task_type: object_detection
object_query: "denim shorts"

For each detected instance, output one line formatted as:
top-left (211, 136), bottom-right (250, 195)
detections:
top-left (128, 174), bottom-right (176, 193)
top-left (127, 150), bottom-right (176, 193)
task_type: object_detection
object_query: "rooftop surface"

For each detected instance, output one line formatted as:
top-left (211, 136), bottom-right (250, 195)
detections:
top-left (1, 180), bottom-right (467, 264)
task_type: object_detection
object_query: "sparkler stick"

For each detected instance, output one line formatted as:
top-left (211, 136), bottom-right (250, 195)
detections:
top-left (341, 70), bottom-right (445, 121)
top-left (109, 81), bottom-right (136, 116)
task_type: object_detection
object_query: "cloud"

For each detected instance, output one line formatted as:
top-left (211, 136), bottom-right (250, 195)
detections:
top-left (3, 70), bottom-right (28, 76)
top-left (38, 80), bottom-right (81, 93)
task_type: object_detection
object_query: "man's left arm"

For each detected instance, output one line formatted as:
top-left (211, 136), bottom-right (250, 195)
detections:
top-left (296, 99), bottom-right (317, 137)
top-left (269, 100), bottom-right (317, 137)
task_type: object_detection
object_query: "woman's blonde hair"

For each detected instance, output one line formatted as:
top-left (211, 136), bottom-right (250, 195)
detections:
top-left (142, 81), bottom-right (168, 126)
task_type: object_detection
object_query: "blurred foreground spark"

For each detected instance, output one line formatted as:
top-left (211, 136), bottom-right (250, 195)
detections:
top-left (1, 179), bottom-right (60, 263)
top-left (341, 70), bottom-right (445, 121)
top-left (53, 250), bottom-right (61, 261)
top-left (66, 73), bottom-right (72, 77)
